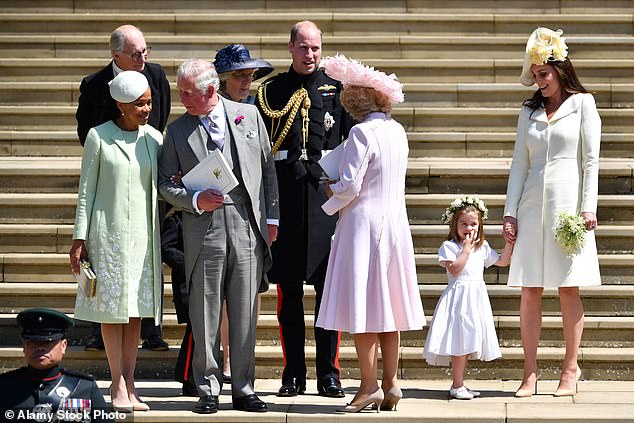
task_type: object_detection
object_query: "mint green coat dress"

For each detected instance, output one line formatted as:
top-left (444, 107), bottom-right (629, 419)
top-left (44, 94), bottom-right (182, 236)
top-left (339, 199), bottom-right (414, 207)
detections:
top-left (73, 121), bottom-right (163, 323)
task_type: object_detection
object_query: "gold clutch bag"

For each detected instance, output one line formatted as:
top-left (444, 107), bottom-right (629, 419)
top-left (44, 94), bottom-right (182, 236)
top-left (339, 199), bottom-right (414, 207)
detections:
top-left (73, 259), bottom-right (97, 298)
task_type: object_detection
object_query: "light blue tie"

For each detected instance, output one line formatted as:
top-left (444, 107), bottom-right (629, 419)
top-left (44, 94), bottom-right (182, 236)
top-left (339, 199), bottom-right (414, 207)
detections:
top-left (206, 115), bottom-right (224, 151)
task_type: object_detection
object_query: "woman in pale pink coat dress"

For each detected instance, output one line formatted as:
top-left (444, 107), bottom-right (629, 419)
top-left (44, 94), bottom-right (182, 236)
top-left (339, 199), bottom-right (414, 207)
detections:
top-left (316, 55), bottom-right (425, 413)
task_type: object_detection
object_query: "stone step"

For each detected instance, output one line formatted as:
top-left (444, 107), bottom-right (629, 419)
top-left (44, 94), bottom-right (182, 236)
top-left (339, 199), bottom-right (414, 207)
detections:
top-left (1, 192), bottom-right (632, 224)
top-left (405, 157), bottom-right (634, 195)
top-left (408, 132), bottom-right (634, 158)
top-left (5, 12), bottom-right (634, 37)
top-left (0, 157), bottom-right (80, 193)
top-left (4, 105), bottom-right (634, 134)
top-left (2, 34), bottom-right (634, 61)
top-left (9, 81), bottom-right (634, 110)
top-left (405, 193), bottom-right (634, 224)
top-left (2, 311), bottom-right (633, 349)
top-left (1, 224), bottom-right (633, 284)
top-left (4, 58), bottom-right (634, 84)
top-left (2, 222), bottom-right (634, 257)
top-left (1, 344), bottom-right (633, 381)
top-left (2, 282), bottom-right (634, 318)
top-left (410, 224), bottom-right (634, 255)
top-left (4, 105), bottom-right (634, 135)
top-left (0, 379), bottom-right (631, 423)
top-left (0, 130), bottom-right (82, 157)
top-left (2, 129), bottom-right (634, 159)
top-left (4, 0), bottom-right (634, 14)
top-left (0, 157), bottom-right (631, 194)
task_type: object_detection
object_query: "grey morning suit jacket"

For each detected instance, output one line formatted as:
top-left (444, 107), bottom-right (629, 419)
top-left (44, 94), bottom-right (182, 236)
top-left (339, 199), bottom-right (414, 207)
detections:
top-left (158, 97), bottom-right (279, 289)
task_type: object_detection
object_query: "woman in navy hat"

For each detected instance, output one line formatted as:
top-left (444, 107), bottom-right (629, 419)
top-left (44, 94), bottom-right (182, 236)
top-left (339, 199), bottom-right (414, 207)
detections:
top-left (212, 43), bottom-right (273, 381)
top-left (214, 44), bottom-right (273, 104)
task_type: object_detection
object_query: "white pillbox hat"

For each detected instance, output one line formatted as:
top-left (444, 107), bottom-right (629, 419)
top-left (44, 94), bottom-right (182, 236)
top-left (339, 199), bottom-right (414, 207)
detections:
top-left (108, 70), bottom-right (149, 103)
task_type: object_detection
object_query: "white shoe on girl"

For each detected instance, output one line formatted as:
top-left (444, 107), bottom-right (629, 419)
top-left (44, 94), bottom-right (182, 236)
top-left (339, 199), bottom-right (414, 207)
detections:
top-left (449, 386), bottom-right (474, 400)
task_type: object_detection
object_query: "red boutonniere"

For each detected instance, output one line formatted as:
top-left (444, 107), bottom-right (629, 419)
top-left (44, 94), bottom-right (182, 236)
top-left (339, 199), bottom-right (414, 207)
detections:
top-left (235, 115), bottom-right (245, 125)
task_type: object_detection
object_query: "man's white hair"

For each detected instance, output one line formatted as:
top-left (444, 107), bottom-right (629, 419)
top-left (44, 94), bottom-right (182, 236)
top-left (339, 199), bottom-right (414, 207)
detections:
top-left (177, 59), bottom-right (220, 93)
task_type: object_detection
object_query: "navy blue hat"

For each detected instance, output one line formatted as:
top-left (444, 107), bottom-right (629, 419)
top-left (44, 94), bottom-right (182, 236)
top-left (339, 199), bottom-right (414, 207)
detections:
top-left (17, 308), bottom-right (74, 341)
top-left (213, 44), bottom-right (274, 81)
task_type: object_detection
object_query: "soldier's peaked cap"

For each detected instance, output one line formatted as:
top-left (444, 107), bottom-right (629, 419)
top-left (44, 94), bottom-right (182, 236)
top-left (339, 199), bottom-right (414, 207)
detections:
top-left (17, 308), bottom-right (74, 341)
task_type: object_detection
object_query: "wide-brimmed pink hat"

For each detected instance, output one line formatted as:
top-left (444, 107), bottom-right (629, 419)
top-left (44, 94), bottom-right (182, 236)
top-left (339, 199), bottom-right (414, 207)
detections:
top-left (320, 54), bottom-right (404, 104)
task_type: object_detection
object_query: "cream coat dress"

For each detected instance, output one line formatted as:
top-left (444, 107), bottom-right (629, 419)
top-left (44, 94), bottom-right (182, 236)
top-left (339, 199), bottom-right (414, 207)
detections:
top-left (504, 93), bottom-right (601, 288)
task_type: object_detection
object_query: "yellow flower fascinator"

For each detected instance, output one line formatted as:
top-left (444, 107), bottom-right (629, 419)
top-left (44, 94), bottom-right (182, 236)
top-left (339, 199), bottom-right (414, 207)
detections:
top-left (520, 27), bottom-right (569, 87)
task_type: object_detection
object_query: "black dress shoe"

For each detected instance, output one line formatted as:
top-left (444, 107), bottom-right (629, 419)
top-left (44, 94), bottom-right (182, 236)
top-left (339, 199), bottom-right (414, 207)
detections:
top-left (181, 379), bottom-right (198, 397)
top-left (277, 377), bottom-right (306, 397)
top-left (141, 335), bottom-right (169, 351)
top-left (193, 395), bottom-right (218, 414)
top-left (84, 335), bottom-right (105, 351)
top-left (233, 394), bottom-right (267, 412)
top-left (317, 377), bottom-right (345, 398)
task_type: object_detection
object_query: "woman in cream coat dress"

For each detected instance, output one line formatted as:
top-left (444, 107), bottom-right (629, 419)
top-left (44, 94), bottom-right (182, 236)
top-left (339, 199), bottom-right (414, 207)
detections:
top-left (503, 28), bottom-right (601, 398)
top-left (70, 71), bottom-right (162, 411)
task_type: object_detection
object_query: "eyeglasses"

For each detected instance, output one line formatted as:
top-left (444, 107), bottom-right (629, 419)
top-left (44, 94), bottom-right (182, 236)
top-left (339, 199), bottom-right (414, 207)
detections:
top-left (125, 46), bottom-right (152, 61)
top-left (231, 70), bottom-right (256, 81)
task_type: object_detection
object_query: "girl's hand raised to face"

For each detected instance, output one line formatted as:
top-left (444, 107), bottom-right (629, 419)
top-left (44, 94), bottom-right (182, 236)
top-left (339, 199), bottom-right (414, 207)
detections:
top-left (462, 230), bottom-right (479, 253)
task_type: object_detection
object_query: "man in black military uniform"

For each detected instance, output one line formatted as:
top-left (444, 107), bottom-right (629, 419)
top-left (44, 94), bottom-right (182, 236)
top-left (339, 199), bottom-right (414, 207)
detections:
top-left (256, 20), bottom-right (354, 398)
top-left (0, 308), bottom-right (112, 422)
top-left (75, 24), bottom-right (171, 353)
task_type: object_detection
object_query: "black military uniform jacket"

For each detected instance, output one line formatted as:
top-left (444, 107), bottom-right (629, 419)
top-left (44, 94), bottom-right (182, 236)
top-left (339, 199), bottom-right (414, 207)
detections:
top-left (257, 67), bottom-right (354, 284)
top-left (0, 365), bottom-right (111, 422)
top-left (161, 206), bottom-right (188, 324)
top-left (75, 61), bottom-right (171, 145)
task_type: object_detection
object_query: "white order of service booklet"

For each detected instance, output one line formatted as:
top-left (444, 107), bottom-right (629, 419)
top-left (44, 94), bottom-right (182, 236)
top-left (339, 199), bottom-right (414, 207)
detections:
top-left (318, 140), bottom-right (347, 180)
top-left (181, 149), bottom-right (239, 194)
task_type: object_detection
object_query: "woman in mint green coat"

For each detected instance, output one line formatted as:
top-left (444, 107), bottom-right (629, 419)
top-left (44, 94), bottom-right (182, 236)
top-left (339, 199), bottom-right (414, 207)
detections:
top-left (70, 71), bottom-right (162, 412)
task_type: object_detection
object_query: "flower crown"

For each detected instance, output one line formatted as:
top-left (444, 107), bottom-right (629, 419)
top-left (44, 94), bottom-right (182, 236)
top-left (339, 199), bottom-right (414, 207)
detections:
top-left (441, 195), bottom-right (489, 225)
top-left (320, 54), bottom-right (404, 104)
top-left (527, 27), bottom-right (568, 66)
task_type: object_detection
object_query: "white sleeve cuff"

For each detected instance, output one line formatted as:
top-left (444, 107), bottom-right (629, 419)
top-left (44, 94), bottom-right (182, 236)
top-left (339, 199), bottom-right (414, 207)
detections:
top-left (266, 218), bottom-right (279, 226)
top-left (192, 191), bottom-right (202, 214)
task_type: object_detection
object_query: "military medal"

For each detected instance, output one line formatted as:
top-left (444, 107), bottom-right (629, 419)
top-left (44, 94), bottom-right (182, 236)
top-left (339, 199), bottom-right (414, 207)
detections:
top-left (300, 148), bottom-right (308, 161)
top-left (55, 386), bottom-right (70, 398)
top-left (32, 403), bottom-right (53, 422)
top-left (324, 111), bottom-right (335, 131)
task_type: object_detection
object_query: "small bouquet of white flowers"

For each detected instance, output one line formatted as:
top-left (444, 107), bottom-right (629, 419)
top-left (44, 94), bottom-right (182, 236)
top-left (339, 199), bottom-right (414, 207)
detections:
top-left (554, 212), bottom-right (587, 256)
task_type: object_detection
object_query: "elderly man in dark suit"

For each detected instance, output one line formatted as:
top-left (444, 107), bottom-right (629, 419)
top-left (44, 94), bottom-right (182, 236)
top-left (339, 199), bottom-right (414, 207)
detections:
top-left (74, 24), bottom-right (171, 352)
top-left (159, 59), bottom-right (279, 414)
top-left (76, 24), bottom-right (170, 145)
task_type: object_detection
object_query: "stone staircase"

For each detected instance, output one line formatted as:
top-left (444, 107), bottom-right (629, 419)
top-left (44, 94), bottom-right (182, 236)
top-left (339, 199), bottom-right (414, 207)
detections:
top-left (1, 0), bottom-right (634, 395)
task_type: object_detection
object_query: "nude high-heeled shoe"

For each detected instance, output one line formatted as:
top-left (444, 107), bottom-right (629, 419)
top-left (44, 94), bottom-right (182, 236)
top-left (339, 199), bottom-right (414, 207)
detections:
top-left (380, 386), bottom-right (402, 411)
top-left (128, 388), bottom-right (150, 411)
top-left (109, 387), bottom-right (133, 413)
top-left (515, 374), bottom-right (539, 398)
top-left (337, 388), bottom-right (384, 413)
top-left (553, 366), bottom-right (582, 397)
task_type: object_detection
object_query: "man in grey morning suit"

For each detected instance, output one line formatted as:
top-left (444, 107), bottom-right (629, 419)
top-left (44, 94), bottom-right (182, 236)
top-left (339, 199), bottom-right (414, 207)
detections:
top-left (158, 59), bottom-right (279, 414)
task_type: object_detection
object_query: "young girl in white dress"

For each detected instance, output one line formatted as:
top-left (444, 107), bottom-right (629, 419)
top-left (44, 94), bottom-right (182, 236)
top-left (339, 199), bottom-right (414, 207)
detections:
top-left (423, 196), bottom-right (514, 400)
